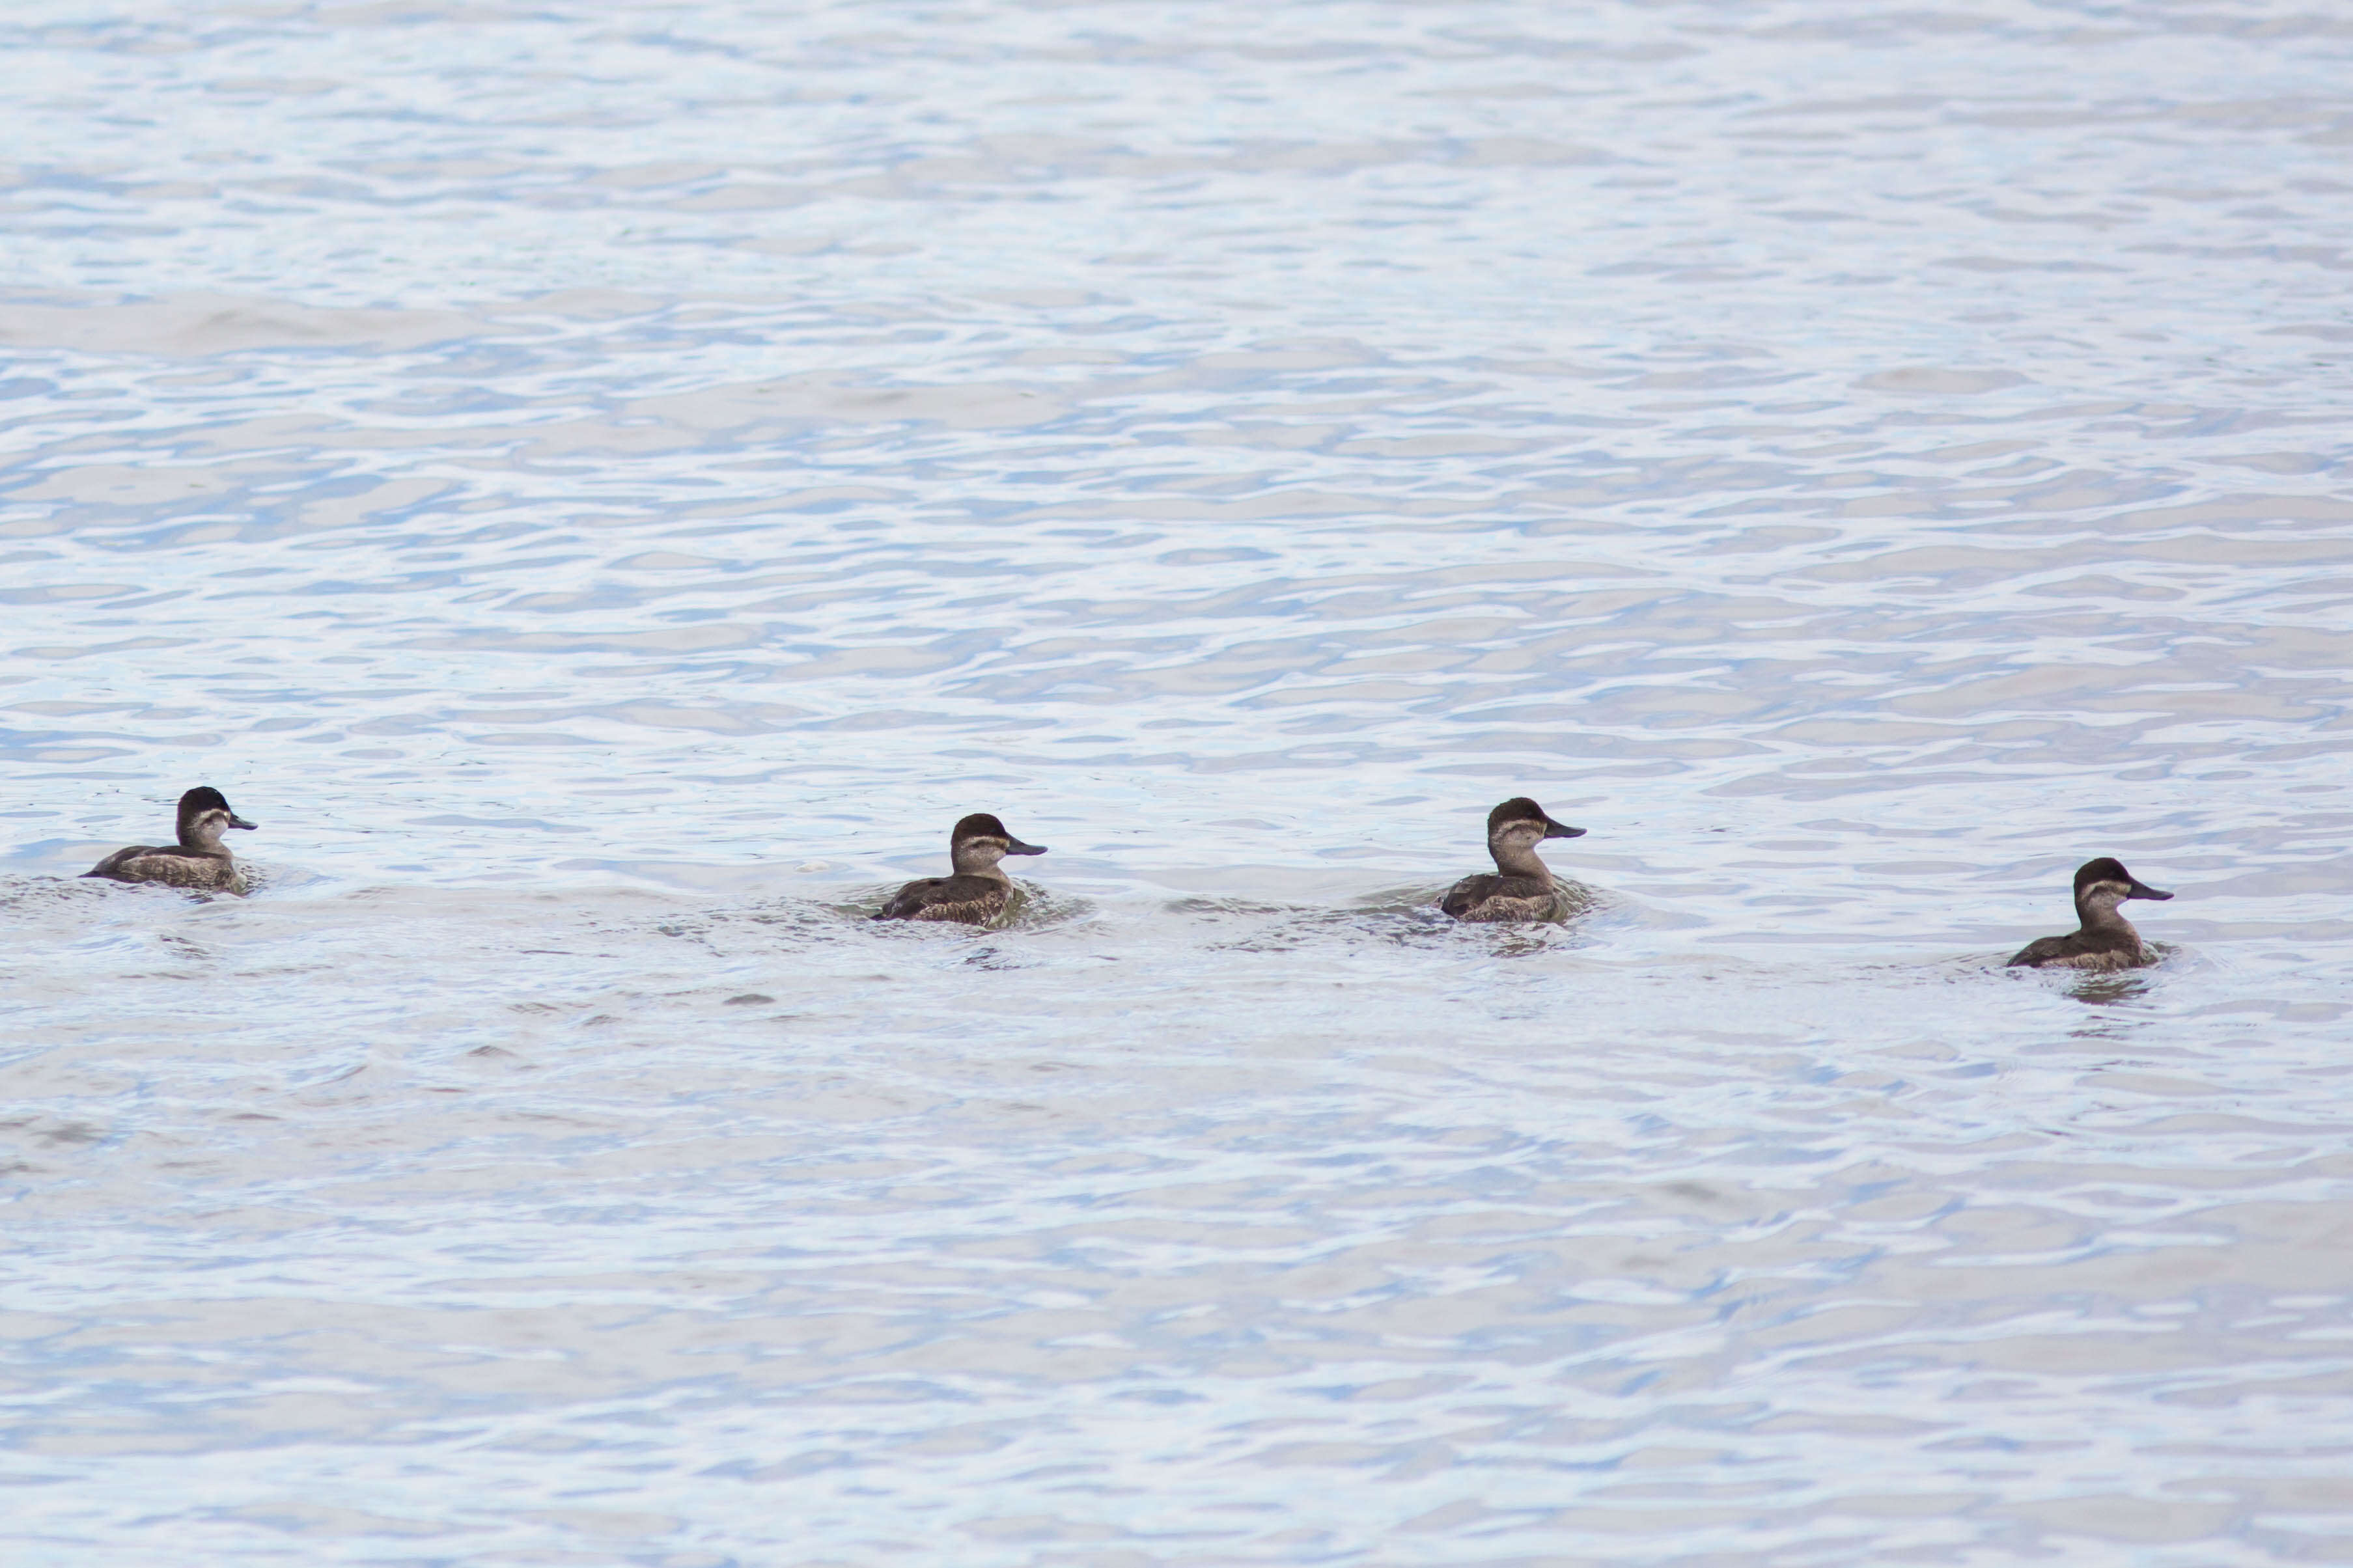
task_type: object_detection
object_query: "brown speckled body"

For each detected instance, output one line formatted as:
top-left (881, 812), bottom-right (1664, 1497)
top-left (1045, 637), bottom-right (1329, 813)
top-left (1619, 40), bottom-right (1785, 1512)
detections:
top-left (2006, 929), bottom-right (2151, 970)
top-left (876, 873), bottom-right (1018, 925)
top-left (1439, 874), bottom-right (1562, 924)
top-left (85, 844), bottom-right (247, 893)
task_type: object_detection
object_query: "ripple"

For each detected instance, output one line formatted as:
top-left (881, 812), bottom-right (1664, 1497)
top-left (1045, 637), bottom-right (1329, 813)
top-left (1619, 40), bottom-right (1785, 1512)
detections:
top-left (4, 0), bottom-right (2353, 1563)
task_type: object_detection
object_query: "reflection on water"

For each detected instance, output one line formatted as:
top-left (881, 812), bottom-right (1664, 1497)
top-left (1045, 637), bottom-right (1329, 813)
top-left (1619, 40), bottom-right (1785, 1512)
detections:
top-left (2060, 969), bottom-right (2160, 1010)
top-left (5, 0), bottom-right (2353, 1563)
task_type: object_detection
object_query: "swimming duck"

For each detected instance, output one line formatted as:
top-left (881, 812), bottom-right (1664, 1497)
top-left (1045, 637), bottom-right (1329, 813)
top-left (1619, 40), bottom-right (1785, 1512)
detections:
top-left (1440, 797), bottom-right (1587, 922)
top-left (2007, 857), bottom-right (2171, 970)
top-left (83, 786), bottom-right (258, 892)
top-left (874, 812), bottom-right (1046, 926)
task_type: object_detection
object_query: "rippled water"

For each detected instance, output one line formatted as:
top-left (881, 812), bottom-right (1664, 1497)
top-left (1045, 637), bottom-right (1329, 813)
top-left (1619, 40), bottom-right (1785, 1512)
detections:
top-left (6, 1), bottom-right (2353, 1562)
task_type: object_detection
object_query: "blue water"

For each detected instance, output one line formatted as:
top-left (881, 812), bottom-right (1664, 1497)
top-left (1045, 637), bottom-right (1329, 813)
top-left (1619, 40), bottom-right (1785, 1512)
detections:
top-left (5, 2), bottom-right (2353, 1562)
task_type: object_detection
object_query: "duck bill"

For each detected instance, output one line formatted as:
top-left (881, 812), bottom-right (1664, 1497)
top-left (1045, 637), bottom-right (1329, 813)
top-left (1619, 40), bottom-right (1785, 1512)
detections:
top-left (228, 814), bottom-right (258, 831)
top-left (1005, 838), bottom-right (1047, 856)
top-left (2124, 877), bottom-right (2171, 901)
top-left (1542, 820), bottom-right (1586, 840)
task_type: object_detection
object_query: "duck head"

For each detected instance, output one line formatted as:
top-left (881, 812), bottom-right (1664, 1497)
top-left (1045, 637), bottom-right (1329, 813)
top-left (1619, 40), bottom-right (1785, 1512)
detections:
top-left (2072, 856), bottom-right (2171, 920)
top-left (176, 786), bottom-right (258, 849)
top-left (1487, 796), bottom-right (1583, 852)
top-left (949, 812), bottom-right (1047, 875)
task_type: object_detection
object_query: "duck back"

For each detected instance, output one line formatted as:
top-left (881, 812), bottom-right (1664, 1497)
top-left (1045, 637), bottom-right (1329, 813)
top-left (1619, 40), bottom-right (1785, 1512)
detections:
top-left (85, 846), bottom-right (244, 892)
top-left (1440, 873), bottom-right (1559, 924)
top-left (2007, 929), bottom-right (2149, 970)
top-left (875, 873), bottom-right (1016, 926)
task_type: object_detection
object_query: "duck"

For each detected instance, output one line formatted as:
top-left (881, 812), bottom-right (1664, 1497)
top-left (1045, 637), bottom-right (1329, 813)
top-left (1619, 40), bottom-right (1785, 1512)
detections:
top-left (2007, 857), bottom-right (2171, 970)
top-left (874, 812), bottom-right (1046, 926)
top-left (1440, 797), bottom-right (1587, 922)
top-left (83, 786), bottom-right (258, 892)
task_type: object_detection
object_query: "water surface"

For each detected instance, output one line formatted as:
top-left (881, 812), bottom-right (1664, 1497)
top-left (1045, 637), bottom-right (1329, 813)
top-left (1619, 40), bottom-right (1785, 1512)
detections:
top-left (5, 1), bottom-right (2353, 1562)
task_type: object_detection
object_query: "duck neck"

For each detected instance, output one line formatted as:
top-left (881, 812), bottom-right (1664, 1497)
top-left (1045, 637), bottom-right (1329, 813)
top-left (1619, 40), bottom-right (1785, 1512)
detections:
top-left (178, 823), bottom-right (229, 855)
top-left (2076, 896), bottom-right (2137, 938)
top-left (952, 847), bottom-right (1009, 883)
top-left (1490, 841), bottom-right (1553, 882)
